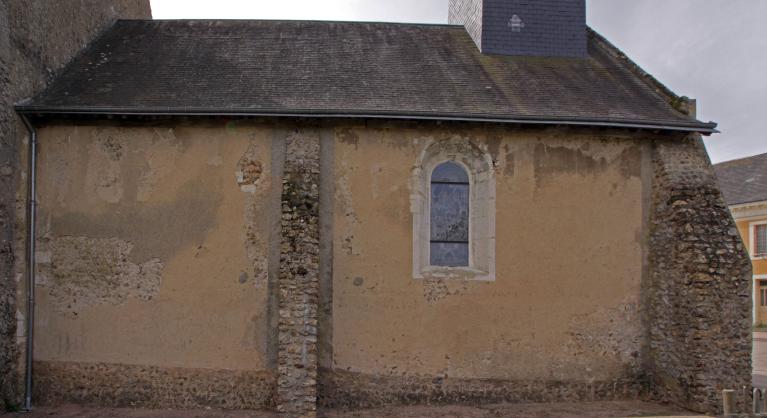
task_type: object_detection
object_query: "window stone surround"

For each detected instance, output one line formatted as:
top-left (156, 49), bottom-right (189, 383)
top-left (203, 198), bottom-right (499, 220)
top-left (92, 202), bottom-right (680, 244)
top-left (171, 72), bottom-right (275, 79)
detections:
top-left (410, 137), bottom-right (496, 281)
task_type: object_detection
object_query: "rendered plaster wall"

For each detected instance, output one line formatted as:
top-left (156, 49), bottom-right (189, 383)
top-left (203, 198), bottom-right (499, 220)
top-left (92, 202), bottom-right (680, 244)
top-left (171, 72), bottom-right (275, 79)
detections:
top-left (735, 218), bottom-right (767, 276)
top-left (734, 214), bottom-right (767, 325)
top-left (30, 121), bottom-right (278, 409)
top-left (324, 123), bottom-right (651, 407)
top-left (648, 135), bottom-right (752, 414)
top-left (0, 0), bottom-right (150, 408)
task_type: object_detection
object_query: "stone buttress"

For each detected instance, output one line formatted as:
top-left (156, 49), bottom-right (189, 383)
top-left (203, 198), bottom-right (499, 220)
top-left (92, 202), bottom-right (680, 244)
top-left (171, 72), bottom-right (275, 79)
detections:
top-left (277, 131), bottom-right (321, 417)
top-left (649, 134), bottom-right (752, 414)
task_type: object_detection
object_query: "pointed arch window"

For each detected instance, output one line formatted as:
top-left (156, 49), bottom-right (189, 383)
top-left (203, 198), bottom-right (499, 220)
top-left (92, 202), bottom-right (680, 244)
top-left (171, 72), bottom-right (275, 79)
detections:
top-left (430, 161), bottom-right (470, 266)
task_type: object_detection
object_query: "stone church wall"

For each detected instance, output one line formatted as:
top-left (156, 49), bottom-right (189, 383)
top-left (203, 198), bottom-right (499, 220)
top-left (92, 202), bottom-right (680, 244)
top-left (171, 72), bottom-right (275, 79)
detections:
top-left (321, 122), bottom-right (652, 407)
top-left (12, 118), bottom-right (753, 415)
top-left (0, 0), bottom-right (150, 408)
top-left (28, 121), bottom-right (278, 409)
top-left (648, 135), bottom-right (752, 414)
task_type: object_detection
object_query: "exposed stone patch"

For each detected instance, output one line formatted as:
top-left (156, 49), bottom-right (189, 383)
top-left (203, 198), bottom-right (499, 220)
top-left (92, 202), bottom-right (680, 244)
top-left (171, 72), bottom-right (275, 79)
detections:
top-left (238, 142), bottom-right (269, 288)
top-left (648, 135), bottom-right (752, 414)
top-left (336, 128), bottom-right (359, 149)
top-left (336, 158), bottom-right (359, 256)
top-left (86, 138), bottom-right (124, 203)
top-left (98, 135), bottom-right (124, 161)
top-left (36, 236), bottom-right (163, 315)
top-left (236, 143), bottom-right (264, 194)
top-left (33, 360), bottom-right (275, 410)
top-left (422, 278), bottom-right (469, 303)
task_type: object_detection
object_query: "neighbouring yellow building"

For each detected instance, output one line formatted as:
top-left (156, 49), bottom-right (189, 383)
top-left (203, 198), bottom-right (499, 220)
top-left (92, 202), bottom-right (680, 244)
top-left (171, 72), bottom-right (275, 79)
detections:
top-left (716, 152), bottom-right (767, 325)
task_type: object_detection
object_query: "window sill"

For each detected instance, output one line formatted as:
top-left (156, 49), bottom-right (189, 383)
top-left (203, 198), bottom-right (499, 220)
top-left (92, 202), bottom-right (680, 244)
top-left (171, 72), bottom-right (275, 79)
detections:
top-left (414, 266), bottom-right (495, 281)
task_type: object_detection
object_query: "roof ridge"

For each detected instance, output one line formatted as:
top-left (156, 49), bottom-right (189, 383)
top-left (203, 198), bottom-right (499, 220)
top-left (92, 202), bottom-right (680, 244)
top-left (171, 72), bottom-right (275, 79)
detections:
top-left (587, 26), bottom-right (697, 119)
top-left (114, 18), bottom-right (464, 28)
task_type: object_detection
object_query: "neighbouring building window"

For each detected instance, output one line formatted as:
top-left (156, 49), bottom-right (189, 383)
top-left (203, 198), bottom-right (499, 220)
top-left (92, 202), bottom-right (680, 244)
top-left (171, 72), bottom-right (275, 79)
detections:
top-left (430, 161), bottom-right (470, 266)
top-left (761, 281), bottom-right (767, 306)
top-left (755, 224), bottom-right (767, 257)
top-left (411, 137), bottom-right (495, 280)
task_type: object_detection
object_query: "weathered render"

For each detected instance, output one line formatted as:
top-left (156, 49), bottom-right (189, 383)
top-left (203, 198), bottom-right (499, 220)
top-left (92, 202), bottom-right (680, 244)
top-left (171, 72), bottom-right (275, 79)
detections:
top-left (31, 121), bottom-right (277, 410)
top-left (17, 117), bottom-right (751, 415)
top-left (321, 123), bottom-right (649, 408)
top-left (7, 1), bottom-right (752, 416)
top-left (0, 0), bottom-right (150, 408)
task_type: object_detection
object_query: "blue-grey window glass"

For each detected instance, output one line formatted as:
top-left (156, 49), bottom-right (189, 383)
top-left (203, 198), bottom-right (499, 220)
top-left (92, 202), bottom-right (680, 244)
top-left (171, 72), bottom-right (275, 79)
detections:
top-left (430, 161), bottom-right (469, 266)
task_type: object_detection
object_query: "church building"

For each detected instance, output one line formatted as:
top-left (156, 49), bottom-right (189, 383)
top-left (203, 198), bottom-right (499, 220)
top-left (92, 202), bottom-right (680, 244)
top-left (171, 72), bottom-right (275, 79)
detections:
top-left (7, 0), bottom-right (751, 415)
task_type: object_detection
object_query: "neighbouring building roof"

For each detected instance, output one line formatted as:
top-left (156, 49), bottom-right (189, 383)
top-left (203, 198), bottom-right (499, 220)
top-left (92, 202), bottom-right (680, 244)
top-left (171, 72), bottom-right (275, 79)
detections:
top-left (715, 152), bottom-right (767, 206)
top-left (16, 19), bottom-right (716, 133)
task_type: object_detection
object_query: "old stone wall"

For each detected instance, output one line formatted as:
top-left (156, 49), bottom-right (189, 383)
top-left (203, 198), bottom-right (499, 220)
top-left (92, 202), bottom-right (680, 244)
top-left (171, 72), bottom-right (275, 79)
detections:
top-left (648, 135), bottom-right (752, 414)
top-left (32, 361), bottom-right (274, 410)
top-left (0, 0), bottom-right (150, 408)
top-left (14, 117), bottom-right (754, 416)
top-left (277, 130), bottom-right (321, 416)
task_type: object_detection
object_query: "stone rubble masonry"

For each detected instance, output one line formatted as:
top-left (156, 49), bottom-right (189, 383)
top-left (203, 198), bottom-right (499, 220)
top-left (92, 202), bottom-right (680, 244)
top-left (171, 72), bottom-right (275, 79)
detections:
top-left (277, 130), bottom-right (321, 417)
top-left (319, 368), bottom-right (649, 410)
top-left (32, 361), bottom-right (275, 410)
top-left (0, 0), bottom-right (150, 408)
top-left (648, 135), bottom-right (752, 414)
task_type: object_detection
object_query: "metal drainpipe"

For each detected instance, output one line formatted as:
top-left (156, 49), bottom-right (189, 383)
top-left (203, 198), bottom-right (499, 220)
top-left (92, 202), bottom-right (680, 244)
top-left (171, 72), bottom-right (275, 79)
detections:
top-left (19, 114), bottom-right (37, 411)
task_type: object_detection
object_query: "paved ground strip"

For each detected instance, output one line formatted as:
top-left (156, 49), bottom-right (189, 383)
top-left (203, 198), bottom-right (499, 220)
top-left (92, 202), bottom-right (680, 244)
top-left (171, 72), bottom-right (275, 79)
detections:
top-left (1, 401), bottom-right (701, 418)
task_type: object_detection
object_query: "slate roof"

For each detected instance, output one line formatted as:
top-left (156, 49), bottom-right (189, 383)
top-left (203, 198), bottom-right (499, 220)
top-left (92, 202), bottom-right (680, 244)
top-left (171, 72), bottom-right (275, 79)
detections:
top-left (715, 153), bottom-right (767, 206)
top-left (16, 19), bottom-right (716, 133)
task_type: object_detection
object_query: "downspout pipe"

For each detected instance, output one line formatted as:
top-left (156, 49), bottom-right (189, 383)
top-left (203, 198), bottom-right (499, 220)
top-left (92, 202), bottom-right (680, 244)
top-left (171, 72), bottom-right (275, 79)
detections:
top-left (19, 114), bottom-right (37, 411)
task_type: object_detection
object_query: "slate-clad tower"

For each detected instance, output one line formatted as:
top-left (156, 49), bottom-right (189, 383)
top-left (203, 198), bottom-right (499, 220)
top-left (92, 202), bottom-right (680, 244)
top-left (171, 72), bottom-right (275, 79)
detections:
top-left (449, 0), bottom-right (587, 57)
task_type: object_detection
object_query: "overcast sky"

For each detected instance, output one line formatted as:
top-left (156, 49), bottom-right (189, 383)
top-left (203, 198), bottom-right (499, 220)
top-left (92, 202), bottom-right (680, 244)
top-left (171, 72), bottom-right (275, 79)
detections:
top-left (150, 0), bottom-right (766, 163)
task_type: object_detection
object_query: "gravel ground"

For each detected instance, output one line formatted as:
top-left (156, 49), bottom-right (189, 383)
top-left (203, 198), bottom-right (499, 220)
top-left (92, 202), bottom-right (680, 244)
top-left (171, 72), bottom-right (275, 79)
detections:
top-left (1, 401), bottom-right (703, 418)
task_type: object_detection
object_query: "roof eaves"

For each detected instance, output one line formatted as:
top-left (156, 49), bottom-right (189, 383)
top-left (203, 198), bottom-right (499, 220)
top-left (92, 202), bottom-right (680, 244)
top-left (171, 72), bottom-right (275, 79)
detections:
top-left (728, 199), bottom-right (767, 211)
top-left (13, 105), bottom-right (718, 134)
